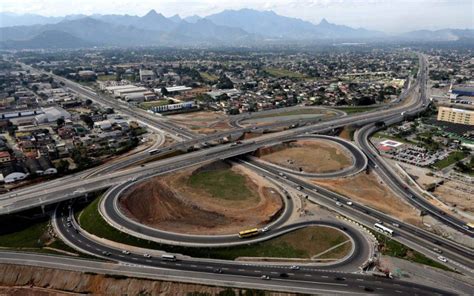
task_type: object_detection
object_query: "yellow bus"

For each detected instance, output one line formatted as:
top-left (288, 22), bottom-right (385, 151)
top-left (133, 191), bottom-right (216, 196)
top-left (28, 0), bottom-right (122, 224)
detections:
top-left (238, 228), bottom-right (260, 238)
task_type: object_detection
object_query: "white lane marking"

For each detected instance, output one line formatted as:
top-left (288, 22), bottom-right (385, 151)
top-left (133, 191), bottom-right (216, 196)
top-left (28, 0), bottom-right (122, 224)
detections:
top-left (356, 279), bottom-right (364, 281)
top-left (254, 270), bottom-right (261, 273)
top-left (190, 265), bottom-right (197, 268)
top-left (175, 263), bottom-right (181, 266)
top-left (271, 278), bottom-right (347, 287)
top-left (321, 275), bottom-right (329, 278)
top-left (304, 274), bottom-right (312, 277)
top-left (270, 272), bottom-right (278, 274)
top-left (238, 269), bottom-right (245, 272)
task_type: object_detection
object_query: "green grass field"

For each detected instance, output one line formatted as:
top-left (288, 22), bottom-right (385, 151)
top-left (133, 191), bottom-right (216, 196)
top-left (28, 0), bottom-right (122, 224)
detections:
top-left (200, 72), bottom-right (218, 82)
top-left (211, 226), bottom-right (351, 259)
top-left (264, 68), bottom-right (308, 79)
top-left (432, 151), bottom-right (467, 170)
top-left (187, 169), bottom-right (257, 201)
top-left (97, 75), bottom-right (116, 81)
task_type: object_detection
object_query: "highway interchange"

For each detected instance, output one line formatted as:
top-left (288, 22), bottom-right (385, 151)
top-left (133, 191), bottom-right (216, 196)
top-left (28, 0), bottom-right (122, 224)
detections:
top-left (1, 53), bottom-right (473, 295)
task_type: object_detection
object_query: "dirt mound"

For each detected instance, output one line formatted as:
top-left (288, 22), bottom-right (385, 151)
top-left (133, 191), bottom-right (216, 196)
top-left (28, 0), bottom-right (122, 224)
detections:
top-left (119, 164), bottom-right (283, 235)
top-left (119, 179), bottom-right (229, 231)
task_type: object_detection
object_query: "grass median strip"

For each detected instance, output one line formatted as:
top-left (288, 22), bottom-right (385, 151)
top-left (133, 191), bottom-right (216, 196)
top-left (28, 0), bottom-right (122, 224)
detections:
top-left (77, 197), bottom-right (351, 260)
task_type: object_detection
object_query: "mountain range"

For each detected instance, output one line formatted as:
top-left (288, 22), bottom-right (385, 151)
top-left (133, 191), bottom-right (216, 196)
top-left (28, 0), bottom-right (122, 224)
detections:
top-left (0, 9), bottom-right (472, 49)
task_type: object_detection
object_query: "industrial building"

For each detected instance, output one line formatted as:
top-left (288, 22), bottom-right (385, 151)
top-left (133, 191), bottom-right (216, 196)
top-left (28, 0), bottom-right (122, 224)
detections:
top-left (451, 86), bottom-right (474, 97)
top-left (139, 69), bottom-right (155, 82)
top-left (437, 106), bottom-right (474, 126)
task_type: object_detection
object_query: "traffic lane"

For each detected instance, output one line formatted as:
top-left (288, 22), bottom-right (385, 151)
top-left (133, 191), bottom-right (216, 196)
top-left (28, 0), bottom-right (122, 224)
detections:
top-left (55, 205), bottom-right (450, 296)
top-left (0, 249), bottom-right (448, 296)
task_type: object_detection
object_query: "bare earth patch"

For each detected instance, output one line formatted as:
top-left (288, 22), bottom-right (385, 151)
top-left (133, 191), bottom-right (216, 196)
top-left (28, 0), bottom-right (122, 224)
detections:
top-left (119, 162), bottom-right (283, 235)
top-left (168, 111), bottom-right (232, 134)
top-left (313, 172), bottom-right (421, 225)
top-left (258, 139), bottom-right (353, 174)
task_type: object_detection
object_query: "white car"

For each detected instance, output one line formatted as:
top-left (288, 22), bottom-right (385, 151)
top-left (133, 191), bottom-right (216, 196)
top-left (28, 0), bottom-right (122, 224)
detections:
top-left (290, 265), bottom-right (300, 270)
top-left (122, 250), bottom-right (131, 255)
top-left (144, 253), bottom-right (152, 258)
top-left (346, 201), bottom-right (353, 206)
top-left (261, 226), bottom-right (270, 233)
top-left (260, 275), bottom-right (271, 280)
top-left (437, 256), bottom-right (448, 263)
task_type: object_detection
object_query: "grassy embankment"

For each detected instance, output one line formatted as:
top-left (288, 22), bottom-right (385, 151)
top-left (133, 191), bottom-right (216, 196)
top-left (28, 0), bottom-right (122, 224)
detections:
top-left (78, 197), bottom-right (351, 260)
top-left (337, 106), bottom-right (379, 114)
top-left (0, 215), bottom-right (82, 256)
top-left (373, 232), bottom-right (454, 272)
top-left (251, 109), bottom-right (326, 119)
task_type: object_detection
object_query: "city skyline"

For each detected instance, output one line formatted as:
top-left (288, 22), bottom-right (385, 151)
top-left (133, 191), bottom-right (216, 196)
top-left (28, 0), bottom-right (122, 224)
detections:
top-left (1, 0), bottom-right (473, 33)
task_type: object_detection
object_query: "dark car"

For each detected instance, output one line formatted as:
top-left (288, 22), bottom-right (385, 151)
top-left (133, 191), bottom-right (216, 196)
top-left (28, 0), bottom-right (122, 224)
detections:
top-left (279, 273), bottom-right (289, 278)
top-left (335, 276), bottom-right (346, 281)
top-left (364, 287), bottom-right (375, 292)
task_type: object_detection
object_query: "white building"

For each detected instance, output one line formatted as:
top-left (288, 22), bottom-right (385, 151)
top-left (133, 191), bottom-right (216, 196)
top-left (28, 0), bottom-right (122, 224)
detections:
top-left (35, 106), bottom-right (71, 124)
top-left (139, 69), bottom-right (155, 82)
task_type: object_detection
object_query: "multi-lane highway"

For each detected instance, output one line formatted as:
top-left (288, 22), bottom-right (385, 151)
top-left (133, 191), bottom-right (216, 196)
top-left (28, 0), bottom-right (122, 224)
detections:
top-left (49, 202), bottom-right (454, 295)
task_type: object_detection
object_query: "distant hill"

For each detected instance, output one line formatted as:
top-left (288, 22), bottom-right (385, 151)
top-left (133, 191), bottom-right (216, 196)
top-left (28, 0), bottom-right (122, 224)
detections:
top-left (0, 30), bottom-right (93, 49)
top-left (184, 15), bottom-right (202, 23)
top-left (399, 29), bottom-right (474, 41)
top-left (0, 9), bottom-right (472, 49)
top-left (205, 9), bottom-right (384, 39)
top-left (0, 12), bottom-right (62, 27)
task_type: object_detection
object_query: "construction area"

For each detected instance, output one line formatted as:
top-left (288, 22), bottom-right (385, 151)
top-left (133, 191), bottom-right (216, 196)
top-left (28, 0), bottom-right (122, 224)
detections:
top-left (256, 139), bottom-right (353, 174)
top-left (167, 111), bottom-right (233, 134)
top-left (313, 171), bottom-right (421, 225)
top-left (119, 161), bottom-right (283, 235)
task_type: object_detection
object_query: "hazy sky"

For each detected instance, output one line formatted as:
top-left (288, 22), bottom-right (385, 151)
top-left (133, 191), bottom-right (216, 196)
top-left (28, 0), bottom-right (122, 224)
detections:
top-left (1, 0), bottom-right (473, 33)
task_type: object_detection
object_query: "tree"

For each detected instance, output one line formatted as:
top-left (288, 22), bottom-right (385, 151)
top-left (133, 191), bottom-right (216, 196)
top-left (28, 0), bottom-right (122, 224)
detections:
top-left (85, 99), bottom-right (93, 106)
top-left (216, 74), bottom-right (234, 89)
top-left (375, 121), bottom-right (385, 128)
top-left (56, 118), bottom-right (65, 127)
top-left (161, 87), bottom-right (169, 96)
top-left (80, 114), bottom-right (94, 129)
top-left (55, 159), bottom-right (70, 174)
